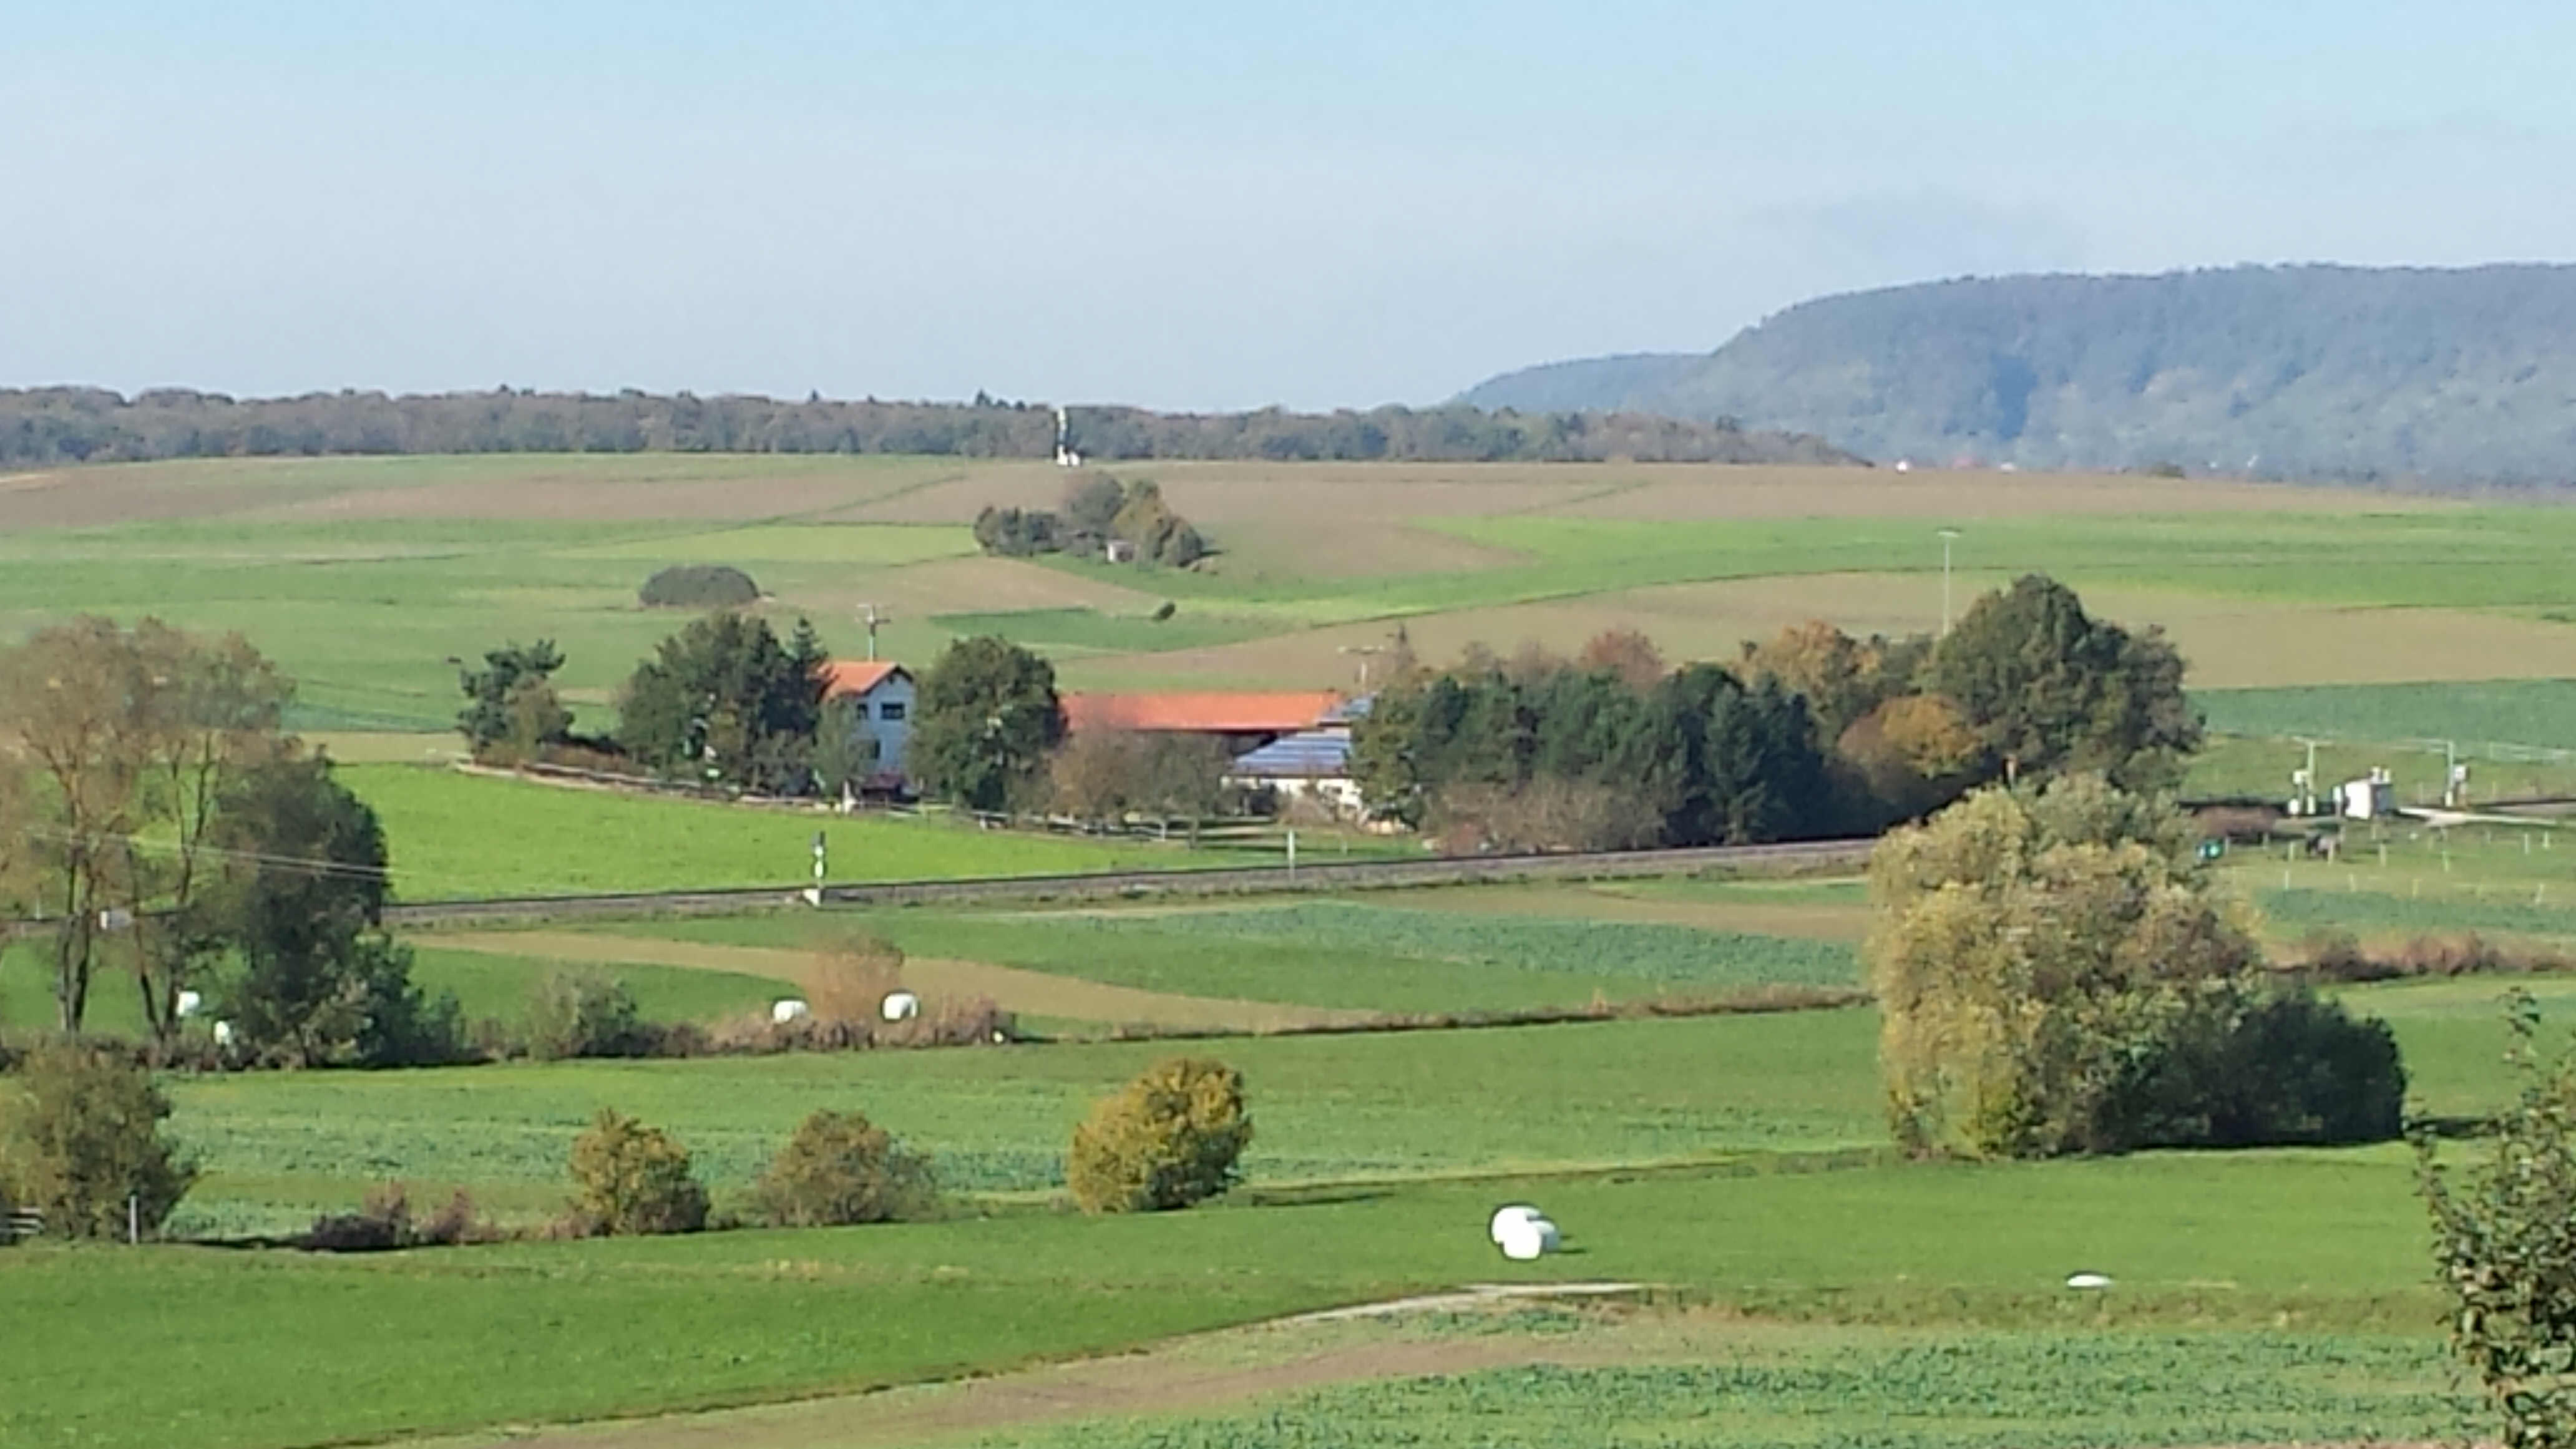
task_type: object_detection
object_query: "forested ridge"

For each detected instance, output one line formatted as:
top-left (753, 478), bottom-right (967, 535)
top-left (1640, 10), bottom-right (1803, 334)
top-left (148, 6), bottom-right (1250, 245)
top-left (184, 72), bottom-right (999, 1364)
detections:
top-left (1463, 263), bottom-right (2576, 485)
top-left (0, 387), bottom-right (1856, 467)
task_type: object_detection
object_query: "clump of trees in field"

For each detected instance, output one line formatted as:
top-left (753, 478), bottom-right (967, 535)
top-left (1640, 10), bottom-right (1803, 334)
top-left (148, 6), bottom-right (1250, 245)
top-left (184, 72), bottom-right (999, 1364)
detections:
top-left (2420, 994), bottom-right (2576, 1448)
top-left (975, 474), bottom-right (1208, 567)
top-left (1350, 574), bottom-right (2198, 849)
top-left (638, 564), bottom-right (761, 610)
top-left (1068, 1056), bottom-right (1253, 1214)
top-left (0, 617), bottom-right (455, 1063)
top-left (0, 1042), bottom-right (197, 1239)
top-left (1870, 776), bottom-right (2404, 1159)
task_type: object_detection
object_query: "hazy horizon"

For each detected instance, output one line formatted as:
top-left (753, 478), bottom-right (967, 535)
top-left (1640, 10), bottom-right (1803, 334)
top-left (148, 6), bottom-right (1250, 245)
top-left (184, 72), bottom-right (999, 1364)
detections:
top-left (9, 1), bottom-right (2572, 412)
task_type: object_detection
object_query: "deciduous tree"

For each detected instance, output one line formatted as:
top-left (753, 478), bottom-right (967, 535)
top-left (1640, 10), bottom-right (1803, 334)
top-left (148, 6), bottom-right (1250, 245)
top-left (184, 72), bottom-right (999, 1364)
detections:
top-left (1928, 575), bottom-right (2200, 791)
top-left (910, 637), bottom-right (1063, 812)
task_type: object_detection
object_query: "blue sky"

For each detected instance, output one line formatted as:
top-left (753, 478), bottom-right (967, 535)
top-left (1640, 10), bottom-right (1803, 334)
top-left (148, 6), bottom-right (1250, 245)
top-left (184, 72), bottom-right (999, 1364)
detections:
top-left (4, 1), bottom-right (2570, 409)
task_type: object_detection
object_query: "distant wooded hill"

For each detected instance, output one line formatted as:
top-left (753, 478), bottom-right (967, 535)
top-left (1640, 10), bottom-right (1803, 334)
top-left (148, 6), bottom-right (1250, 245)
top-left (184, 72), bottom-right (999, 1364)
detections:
top-left (0, 388), bottom-right (1856, 468)
top-left (1461, 265), bottom-right (2576, 485)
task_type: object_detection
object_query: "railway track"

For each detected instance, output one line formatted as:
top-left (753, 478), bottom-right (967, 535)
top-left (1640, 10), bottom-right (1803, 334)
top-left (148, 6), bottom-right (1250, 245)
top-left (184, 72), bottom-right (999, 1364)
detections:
top-left (378, 837), bottom-right (1875, 929)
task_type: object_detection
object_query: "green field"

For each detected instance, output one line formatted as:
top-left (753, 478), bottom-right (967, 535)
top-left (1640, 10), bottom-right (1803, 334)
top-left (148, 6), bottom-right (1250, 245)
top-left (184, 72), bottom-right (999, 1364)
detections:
top-left (344, 764), bottom-right (1287, 899)
top-left (972, 1328), bottom-right (2471, 1449)
top-left (5, 1146), bottom-right (2462, 1449)
top-left (2199, 678), bottom-right (2576, 752)
top-left (0, 940), bottom-right (794, 1037)
top-left (19, 455), bottom-right (2576, 1449)
top-left (613, 898), bottom-right (1859, 1016)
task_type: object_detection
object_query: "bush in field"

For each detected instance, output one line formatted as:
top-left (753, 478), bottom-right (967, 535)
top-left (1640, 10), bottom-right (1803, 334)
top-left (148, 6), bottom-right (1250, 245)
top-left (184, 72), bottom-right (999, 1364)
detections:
top-left (565, 1109), bottom-right (708, 1236)
top-left (0, 1042), bottom-right (196, 1239)
top-left (525, 968), bottom-right (648, 1060)
top-left (638, 565), bottom-right (760, 609)
top-left (1067, 1057), bottom-right (1252, 1214)
top-left (2420, 993), bottom-right (2576, 1449)
top-left (303, 1182), bottom-right (494, 1252)
top-left (2109, 979), bottom-right (2405, 1149)
top-left (751, 1110), bottom-right (939, 1227)
top-left (1870, 776), bottom-right (2403, 1158)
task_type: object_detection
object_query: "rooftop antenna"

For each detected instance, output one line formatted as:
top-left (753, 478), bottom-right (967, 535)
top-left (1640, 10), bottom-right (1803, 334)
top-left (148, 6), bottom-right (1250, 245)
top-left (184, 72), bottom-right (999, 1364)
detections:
top-left (855, 603), bottom-right (890, 662)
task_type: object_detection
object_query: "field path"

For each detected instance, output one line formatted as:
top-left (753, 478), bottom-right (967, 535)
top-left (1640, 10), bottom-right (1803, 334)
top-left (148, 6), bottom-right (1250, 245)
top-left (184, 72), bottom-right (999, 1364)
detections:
top-left (418, 929), bottom-right (1375, 1033)
top-left (394, 1323), bottom-right (1561, 1449)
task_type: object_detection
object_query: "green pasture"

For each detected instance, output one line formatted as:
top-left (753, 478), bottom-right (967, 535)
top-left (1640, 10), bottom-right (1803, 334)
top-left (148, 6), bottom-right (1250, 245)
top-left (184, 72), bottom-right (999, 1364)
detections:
top-left (929, 606), bottom-right (1275, 655)
top-left (164, 1012), bottom-right (1890, 1236)
top-left (151, 963), bottom-right (2576, 1237)
top-left (2189, 730), bottom-right (2576, 803)
top-left (2200, 679), bottom-right (2576, 753)
top-left (2223, 825), bottom-right (2576, 919)
top-left (624, 898), bottom-right (1858, 1016)
top-left (0, 941), bottom-right (794, 1037)
top-left (2, 1146), bottom-right (2457, 1449)
top-left (978, 1329), bottom-right (2469, 1449)
top-left (344, 765), bottom-right (1274, 899)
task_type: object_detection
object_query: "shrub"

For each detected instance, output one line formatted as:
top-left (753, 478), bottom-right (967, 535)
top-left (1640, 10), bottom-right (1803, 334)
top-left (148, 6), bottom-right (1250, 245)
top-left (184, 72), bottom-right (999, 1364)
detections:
top-left (751, 1110), bottom-right (939, 1227)
top-left (638, 564), bottom-right (760, 609)
top-left (2109, 980), bottom-right (2407, 1148)
top-left (565, 1109), bottom-right (708, 1236)
top-left (0, 1041), bottom-right (196, 1239)
top-left (1066, 1056), bottom-right (1252, 1214)
top-left (305, 1182), bottom-right (495, 1251)
top-left (2420, 993), bottom-right (2576, 1448)
top-left (525, 968), bottom-right (648, 1060)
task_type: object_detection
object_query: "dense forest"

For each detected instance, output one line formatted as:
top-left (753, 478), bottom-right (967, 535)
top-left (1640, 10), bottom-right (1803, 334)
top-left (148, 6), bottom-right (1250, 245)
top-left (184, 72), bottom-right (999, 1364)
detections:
top-left (1462, 264), bottom-right (2576, 485)
top-left (0, 388), bottom-right (1856, 468)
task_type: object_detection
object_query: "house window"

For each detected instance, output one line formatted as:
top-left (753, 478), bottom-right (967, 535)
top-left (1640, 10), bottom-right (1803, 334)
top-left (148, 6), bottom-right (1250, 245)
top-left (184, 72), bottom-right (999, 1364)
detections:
top-left (878, 701), bottom-right (906, 721)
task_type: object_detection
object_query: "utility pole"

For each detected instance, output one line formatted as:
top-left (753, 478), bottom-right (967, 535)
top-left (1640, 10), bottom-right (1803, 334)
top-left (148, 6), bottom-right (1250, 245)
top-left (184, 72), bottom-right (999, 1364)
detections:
top-left (1338, 644), bottom-right (1386, 691)
top-left (1936, 529), bottom-right (1963, 635)
top-left (855, 604), bottom-right (888, 662)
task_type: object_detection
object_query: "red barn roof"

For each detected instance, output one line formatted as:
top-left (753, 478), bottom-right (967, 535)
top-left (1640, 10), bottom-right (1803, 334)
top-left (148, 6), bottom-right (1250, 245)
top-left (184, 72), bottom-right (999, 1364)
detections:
top-left (822, 661), bottom-right (909, 698)
top-left (1060, 691), bottom-right (1341, 735)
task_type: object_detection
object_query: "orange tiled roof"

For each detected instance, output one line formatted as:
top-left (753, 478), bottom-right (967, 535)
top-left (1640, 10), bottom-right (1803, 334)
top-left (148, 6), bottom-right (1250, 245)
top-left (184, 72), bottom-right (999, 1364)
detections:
top-left (1060, 691), bottom-right (1340, 734)
top-left (822, 661), bottom-right (908, 698)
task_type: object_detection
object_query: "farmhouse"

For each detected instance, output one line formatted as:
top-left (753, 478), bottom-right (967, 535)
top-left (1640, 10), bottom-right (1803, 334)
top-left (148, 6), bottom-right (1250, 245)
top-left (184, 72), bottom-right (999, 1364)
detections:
top-left (1057, 690), bottom-right (1342, 756)
top-left (1222, 696), bottom-right (1374, 816)
top-left (822, 660), bottom-right (916, 789)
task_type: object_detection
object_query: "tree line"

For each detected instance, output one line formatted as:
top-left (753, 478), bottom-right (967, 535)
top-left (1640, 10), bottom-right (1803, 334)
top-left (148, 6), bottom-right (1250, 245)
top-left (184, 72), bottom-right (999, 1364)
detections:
top-left (1, 388), bottom-right (1856, 467)
top-left (1350, 574), bottom-right (2200, 851)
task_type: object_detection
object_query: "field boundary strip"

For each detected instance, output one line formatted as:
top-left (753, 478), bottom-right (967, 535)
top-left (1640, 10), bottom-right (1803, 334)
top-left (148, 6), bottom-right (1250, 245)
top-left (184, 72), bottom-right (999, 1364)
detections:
top-left (376, 839), bottom-right (1875, 928)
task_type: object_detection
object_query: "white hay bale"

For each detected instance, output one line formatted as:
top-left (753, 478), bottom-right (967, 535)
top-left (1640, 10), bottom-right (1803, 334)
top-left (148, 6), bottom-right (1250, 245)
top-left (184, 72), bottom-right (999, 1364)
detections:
top-left (1498, 1219), bottom-right (1549, 1261)
top-left (2065, 1272), bottom-right (2113, 1290)
top-left (881, 990), bottom-right (921, 1022)
top-left (175, 990), bottom-right (203, 1018)
top-left (1531, 1216), bottom-right (1562, 1253)
top-left (212, 1020), bottom-right (235, 1047)
top-left (1489, 1204), bottom-right (1541, 1245)
top-left (770, 998), bottom-right (811, 1025)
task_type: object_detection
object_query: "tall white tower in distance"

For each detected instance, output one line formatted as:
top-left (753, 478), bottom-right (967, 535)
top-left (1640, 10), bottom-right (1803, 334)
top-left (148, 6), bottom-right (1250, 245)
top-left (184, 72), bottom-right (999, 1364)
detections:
top-left (1054, 406), bottom-right (1082, 468)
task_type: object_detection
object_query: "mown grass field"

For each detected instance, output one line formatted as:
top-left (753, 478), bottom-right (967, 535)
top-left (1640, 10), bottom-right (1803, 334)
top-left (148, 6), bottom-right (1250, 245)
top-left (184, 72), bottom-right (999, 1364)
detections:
top-left (344, 765), bottom-right (1292, 899)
